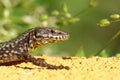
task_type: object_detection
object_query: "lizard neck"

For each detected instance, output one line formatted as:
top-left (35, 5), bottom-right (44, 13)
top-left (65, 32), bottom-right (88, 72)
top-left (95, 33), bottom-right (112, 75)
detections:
top-left (27, 31), bottom-right (43, 53)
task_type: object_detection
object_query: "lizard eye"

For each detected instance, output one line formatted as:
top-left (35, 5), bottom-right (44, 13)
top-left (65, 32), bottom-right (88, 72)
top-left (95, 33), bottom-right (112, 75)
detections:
top-left (51, 29), bottom-right (55, 34)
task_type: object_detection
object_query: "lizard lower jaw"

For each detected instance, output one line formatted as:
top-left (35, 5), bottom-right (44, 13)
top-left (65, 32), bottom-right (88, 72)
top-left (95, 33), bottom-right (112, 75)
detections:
top-left (53, 35), bottom-right (69, 41)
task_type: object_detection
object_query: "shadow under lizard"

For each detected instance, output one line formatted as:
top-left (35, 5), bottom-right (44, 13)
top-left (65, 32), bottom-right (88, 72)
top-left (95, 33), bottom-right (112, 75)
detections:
top-left (0, 27), bottom-right (69, 70)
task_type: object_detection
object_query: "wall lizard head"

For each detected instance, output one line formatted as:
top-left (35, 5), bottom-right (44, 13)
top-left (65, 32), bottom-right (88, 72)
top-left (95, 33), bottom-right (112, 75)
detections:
top-left (33, 27), bottom-right (69, 45)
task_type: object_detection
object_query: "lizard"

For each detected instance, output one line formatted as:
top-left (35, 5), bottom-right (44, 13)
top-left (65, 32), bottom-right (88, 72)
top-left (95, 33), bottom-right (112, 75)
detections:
top-left (0, 27), bottom-right (69, 70)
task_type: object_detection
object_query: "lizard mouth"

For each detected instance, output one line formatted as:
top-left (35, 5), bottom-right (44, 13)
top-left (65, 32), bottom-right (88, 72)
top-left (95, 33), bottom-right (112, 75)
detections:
top-left (53, 34), bottom-right (69, 41)
top-left (39, 34), bottom-right (69, 45)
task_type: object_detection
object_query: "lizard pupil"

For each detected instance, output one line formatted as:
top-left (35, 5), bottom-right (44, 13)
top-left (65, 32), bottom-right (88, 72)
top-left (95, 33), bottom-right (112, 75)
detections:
top-left (51, 29), bottom-right (55, 34)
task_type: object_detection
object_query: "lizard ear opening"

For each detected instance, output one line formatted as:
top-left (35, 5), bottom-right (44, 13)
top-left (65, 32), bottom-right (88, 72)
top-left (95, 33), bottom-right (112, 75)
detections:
top-left (34, 29), bottom-right (45, 38)
top-left (34, 32), bottom-right (41, 38)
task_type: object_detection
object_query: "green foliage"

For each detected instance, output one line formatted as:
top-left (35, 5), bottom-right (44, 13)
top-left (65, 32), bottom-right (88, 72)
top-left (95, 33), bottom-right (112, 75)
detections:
top-left (97, 19), bottom-right (110, 27)
top-left (98, 14), bottom-right (120, 27)
top-left (115, 53), bottom-right (120, 58)
top-left (0, 0), bottom-right (81, 56)
top-left (51, 3), bottom-right (80, 26)
top-left (89, 0), bottom-right (97, 8)
top-left (97, 14), bottom-right (120, 57)
top-left (75, 47), bottom-right (86, 57)
top-left (0, 0), bottom-right (80, 42)
top-left (1, 0), bottom-right (118, 57)
top-left (98, 50), bottom-right (109, 57)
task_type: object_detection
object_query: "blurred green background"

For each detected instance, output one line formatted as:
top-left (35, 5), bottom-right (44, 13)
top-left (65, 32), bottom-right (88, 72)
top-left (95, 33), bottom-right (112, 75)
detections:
top-left (0, 0), bottom-right (120, 57)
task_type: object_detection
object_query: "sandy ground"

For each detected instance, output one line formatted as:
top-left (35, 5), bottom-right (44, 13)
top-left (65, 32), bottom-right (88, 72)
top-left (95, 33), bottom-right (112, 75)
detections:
top-left (0, 56), bottom-right (120, 80)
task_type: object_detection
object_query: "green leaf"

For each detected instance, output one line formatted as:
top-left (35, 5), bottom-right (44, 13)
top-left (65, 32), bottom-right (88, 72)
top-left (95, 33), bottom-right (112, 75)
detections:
top-left (75, 47), bottom-right (85, 57)
top-left (115, 53), bottom-right (120, 58)
top-left (99, 50), bottom-right (108, 57)
top-left (62, 3), bottom-right (68, 13)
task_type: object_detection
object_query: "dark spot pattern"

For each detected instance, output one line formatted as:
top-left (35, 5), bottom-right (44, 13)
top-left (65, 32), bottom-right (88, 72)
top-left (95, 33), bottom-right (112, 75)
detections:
top-left (0, 27), bottom-right (69, 70)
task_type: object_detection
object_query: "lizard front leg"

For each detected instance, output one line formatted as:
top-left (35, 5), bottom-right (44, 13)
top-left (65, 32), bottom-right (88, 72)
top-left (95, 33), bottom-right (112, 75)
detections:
top-left (23, 54), bottom-right (69, 70)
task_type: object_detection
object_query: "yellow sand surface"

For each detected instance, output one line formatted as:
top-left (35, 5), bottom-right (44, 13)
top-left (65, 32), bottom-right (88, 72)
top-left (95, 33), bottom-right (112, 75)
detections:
top-left (0, 56), bottom-right (120, 80)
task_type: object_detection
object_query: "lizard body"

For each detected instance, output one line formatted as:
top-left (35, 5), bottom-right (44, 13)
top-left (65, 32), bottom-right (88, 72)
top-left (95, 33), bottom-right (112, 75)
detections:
top-left (0, 27), bottom-right (69, 69)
